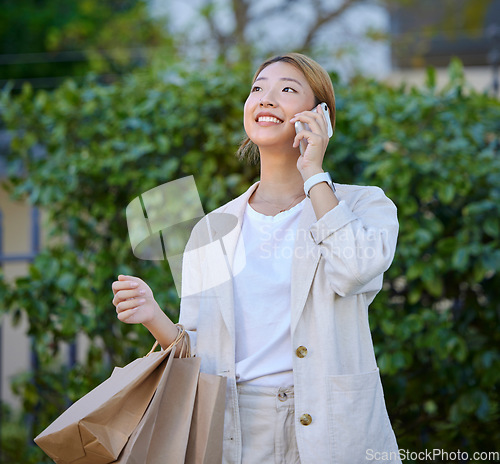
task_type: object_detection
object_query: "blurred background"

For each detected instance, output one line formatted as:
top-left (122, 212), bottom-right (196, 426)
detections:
top-left (0, 0), bottom-right (499, 462)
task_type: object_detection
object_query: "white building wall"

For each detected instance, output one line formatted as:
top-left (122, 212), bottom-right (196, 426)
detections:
top-left (0, 188), bottom-right (31, 409)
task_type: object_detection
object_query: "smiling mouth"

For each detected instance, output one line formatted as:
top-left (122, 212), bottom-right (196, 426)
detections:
top-left (257, 116), bottom-right (283, 124)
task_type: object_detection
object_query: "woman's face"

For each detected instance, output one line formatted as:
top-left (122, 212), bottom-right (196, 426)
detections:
top-left (244, 61), bottom-right (316, 151)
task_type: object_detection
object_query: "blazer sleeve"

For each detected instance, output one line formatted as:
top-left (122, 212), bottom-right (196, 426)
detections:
top-left (308, 186), bottom-right (398, 297)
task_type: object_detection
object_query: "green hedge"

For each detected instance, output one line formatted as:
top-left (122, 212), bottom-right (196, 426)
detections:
top-left (1, 59), bottom-right (499, 462)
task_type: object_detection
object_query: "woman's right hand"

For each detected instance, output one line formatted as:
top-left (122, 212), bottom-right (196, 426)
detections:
top-left (111, 274), bottom-right (161, 325)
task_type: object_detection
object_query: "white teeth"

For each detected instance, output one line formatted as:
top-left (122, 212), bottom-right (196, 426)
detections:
top-left (258, 116), bottom-right (282, 123)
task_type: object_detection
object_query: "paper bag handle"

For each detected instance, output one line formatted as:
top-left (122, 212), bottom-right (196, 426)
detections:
top-left (146, 324), bottom-right (191, 358)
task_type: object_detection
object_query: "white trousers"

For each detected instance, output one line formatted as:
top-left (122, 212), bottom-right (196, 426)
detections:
top-left (237, 384), bottom-right (301, 464)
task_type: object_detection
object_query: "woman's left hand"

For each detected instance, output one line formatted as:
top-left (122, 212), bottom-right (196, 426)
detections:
top-left (290, 104), bottom-right (330, 180)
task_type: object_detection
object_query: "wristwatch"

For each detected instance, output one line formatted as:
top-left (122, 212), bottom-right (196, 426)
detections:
top-left (303, 172), bottom-right (335, 198)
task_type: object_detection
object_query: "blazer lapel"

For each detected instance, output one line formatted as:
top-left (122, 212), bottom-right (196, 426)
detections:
top-left (203, 182), bottom-right (320, 342)
top-left (206, 183), bottom-right (259, 342)
top-left (291, 199), bottom-right (321, 335)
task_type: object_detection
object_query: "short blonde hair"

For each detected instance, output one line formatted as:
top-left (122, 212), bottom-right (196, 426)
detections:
top-left (238, 53), bottom-right (336, 163)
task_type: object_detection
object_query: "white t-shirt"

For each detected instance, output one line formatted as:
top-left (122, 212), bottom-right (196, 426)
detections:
top-left (233, 199), bottom-right (305, 387)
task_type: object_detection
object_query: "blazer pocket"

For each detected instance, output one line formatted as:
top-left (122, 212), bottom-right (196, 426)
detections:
top-left (326, 369), bottom-right (400, 463)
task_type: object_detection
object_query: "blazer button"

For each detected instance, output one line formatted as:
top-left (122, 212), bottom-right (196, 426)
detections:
top-left (296, 346), bottom-right (308, 358)
top-left (300, 413), bottom-right (312, 426)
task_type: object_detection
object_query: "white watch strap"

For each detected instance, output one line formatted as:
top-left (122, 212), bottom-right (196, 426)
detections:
top-left (304, 172), bottom-right (335, 198)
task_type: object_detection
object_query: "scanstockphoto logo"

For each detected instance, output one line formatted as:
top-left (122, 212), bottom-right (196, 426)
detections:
top-left (125, 176), bottom-right (244, 297)
top-left (366, 448), bottom-right (500, 462)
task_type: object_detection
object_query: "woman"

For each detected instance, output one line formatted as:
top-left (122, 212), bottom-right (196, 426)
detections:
top-left (112, 53), bottom-right (401, 463)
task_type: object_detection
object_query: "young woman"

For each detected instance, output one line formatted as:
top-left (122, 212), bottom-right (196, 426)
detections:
top-left (112, 53), bottom-right (401, 464)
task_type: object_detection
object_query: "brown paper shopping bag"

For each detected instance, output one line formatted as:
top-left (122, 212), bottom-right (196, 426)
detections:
top-left (35, 329), bottom-right (186, 464)
top-left (114, 354), bottom-right (227, 464)
top-left (185, 372), bottom-right (227, 464)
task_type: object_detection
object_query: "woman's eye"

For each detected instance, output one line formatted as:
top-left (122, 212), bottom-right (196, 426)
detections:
top-left (251, 86), bottom-right (261, 92)
top-left (283, 87), bottom-right (296, 93)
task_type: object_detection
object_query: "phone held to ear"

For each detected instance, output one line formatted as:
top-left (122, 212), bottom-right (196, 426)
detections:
top-left (294, 102), bottom-right (333, 156)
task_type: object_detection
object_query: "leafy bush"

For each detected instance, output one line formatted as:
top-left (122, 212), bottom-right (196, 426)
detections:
top-left (0, 403), bottom-right (42, 464)
top-left (1, 62), bottom-right (258, 461)
top-left (1, 58), bottom-right (499, 461)
top-left (332, 62), bottom-right (500, 454)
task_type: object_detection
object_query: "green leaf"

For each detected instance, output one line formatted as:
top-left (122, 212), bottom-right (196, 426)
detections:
top-left (438, 184), bottom-right (455, 204)
top-left (452, 248), bottom-right (469, 271)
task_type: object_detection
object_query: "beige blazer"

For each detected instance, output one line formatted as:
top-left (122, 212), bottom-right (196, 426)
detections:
top-left (179, 181), bottom-right (402, 464)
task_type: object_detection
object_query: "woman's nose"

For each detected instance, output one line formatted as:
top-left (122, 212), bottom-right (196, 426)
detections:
top-left (259, 91), bottom-right (276, 107)
top-left (259, 98), bottom-right (275, 107)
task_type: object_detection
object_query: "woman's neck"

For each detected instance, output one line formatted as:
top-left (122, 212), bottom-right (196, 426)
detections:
top-left (248, 146), bottom-right (306, 216)
top-left (255, 147), bottom-right (304, 201)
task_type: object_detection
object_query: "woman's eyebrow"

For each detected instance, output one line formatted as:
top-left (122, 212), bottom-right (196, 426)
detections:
top-left (254, 77), bottom-right (303, 87)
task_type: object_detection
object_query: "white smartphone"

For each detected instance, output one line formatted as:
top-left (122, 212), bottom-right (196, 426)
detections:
top-left (294, 102), bottom-right (333, 155)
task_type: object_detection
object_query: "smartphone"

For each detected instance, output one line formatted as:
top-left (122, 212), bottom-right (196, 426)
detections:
top-left (294, 102), bottom-right (333, 155)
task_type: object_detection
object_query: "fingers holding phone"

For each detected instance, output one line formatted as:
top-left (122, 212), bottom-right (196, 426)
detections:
top-left (291, 103), bottom-right (333, 174)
